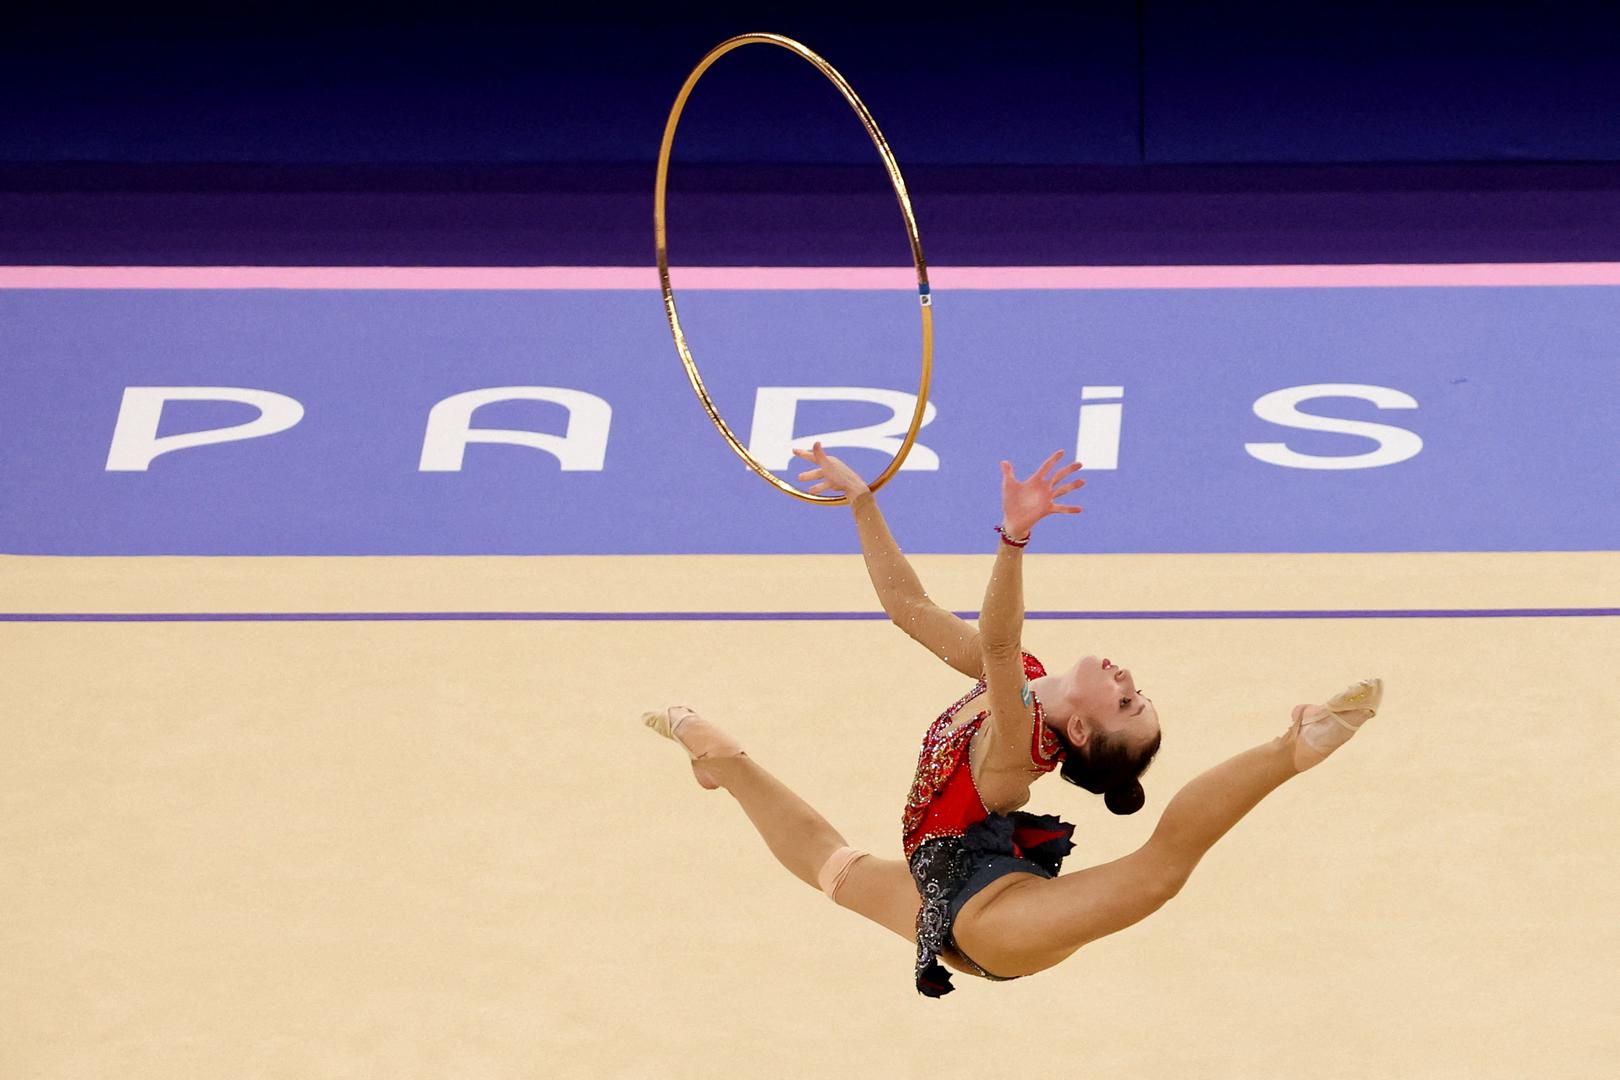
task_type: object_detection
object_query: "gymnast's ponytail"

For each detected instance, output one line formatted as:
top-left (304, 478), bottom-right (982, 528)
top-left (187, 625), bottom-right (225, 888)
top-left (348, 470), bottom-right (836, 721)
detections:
top-left (1057, 726), bottom-right (1162, 816)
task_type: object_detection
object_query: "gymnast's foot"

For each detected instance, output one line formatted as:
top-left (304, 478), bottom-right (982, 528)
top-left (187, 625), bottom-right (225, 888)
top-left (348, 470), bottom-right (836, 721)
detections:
top-left (1285, 678), bottom-right (1383, 773)
top-left (642, 705), bottom-right (745, 790)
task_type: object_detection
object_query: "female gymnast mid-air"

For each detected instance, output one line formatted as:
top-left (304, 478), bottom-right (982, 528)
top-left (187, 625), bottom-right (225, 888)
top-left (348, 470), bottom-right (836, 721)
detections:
top-left (644, 443), bottom-right (1384, 997)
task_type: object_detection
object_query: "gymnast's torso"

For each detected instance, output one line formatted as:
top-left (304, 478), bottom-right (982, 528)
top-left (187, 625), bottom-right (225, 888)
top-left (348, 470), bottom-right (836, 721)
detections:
top-left (902, 652), bottom-right (1065, 857)
top-left (899, 652), bottom-right (1078, 994)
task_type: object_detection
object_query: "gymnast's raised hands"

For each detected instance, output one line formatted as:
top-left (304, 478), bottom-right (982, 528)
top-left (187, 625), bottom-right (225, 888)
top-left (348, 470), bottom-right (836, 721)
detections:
top-left (999, 450), bottom-right (1085, 540)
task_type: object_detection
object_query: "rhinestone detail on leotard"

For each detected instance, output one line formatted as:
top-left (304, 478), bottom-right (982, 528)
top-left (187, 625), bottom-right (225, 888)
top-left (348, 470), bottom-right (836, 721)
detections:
top-left (901, 685), bottom-right (987, 846)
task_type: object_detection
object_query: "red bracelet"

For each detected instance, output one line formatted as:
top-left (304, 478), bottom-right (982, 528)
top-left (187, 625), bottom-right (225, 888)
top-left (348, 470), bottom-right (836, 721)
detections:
top-left (995, 525), bottom-right (1030, 548)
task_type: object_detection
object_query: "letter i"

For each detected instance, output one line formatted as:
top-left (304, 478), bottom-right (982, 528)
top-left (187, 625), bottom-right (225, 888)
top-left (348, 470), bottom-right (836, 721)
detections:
top-left (1076, 386), bottom-right (1123, 470)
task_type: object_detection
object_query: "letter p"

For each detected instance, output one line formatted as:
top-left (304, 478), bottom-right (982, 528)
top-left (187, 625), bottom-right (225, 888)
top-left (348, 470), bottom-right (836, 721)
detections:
top-left (105, 387), bottom-right (306, 471)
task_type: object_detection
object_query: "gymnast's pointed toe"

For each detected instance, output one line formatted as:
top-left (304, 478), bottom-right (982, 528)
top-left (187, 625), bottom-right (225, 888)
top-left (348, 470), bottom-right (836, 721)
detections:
top-left (641, 707), bottom-right (683, 740)
top-left (1325, 677), bottom-right (1382, 716)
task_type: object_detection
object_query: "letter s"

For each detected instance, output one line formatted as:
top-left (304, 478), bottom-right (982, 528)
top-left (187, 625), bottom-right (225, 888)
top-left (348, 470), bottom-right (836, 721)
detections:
top-left (1244, 384), bottom-right (1422, 470)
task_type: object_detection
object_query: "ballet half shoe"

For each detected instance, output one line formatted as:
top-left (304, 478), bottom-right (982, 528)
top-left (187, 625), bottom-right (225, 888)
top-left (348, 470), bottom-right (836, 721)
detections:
top-left (1289, 678), bottom-right (1383, 772)
top-left (642, 705), bottom-right (744, 790)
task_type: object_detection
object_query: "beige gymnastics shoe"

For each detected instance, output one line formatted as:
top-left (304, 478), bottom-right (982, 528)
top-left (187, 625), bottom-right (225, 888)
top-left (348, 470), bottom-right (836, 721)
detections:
top-left (1287, 678), bottom-right (1384, 772)
top-left (641, 705), bottom-right (745, 790)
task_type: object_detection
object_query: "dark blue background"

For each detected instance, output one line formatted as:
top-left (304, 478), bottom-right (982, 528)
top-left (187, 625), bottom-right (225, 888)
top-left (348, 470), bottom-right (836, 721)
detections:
top-left (4, 3), bottom-right (1620, 165)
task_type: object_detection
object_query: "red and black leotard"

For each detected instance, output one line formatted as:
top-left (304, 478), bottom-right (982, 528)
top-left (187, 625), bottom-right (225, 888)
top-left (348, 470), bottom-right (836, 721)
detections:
top-left (902, 651), bottom-right (1068, 856)
top-left (901, 651), bottom-right (1078, 997)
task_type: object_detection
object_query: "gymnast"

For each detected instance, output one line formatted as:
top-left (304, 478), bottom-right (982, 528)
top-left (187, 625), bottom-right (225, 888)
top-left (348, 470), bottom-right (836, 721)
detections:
top-left (644, 442), bottom-right (1383, 996)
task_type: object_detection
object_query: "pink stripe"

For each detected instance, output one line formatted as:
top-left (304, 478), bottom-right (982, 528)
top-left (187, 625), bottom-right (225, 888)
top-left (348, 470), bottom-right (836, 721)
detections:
top-left (4, 264), bottom-right (1620, 290)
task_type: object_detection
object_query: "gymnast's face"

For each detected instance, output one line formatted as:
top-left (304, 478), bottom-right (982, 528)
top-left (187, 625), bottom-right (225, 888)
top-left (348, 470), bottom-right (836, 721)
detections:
top-left (1062, 655), bottom-right (1160, 749)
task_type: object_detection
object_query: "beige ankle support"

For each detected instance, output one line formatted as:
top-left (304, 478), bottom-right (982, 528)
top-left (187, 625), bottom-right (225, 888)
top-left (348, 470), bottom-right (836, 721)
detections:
top-left (816, 846), bottom-right (869, 903)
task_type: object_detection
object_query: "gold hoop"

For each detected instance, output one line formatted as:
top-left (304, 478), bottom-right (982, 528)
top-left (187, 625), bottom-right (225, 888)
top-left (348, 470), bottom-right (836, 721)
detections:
top-left (653, 33), bottom-right (934, 505)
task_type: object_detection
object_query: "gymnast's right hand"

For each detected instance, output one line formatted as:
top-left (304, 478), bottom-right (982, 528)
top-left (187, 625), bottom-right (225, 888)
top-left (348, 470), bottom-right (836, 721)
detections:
top-left (792, 441), bottom-right (870, 498)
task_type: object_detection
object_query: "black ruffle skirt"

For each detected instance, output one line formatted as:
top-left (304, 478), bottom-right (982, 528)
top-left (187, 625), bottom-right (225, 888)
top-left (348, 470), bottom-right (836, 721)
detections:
top-left (907, 811), bottom-right (1076, 998)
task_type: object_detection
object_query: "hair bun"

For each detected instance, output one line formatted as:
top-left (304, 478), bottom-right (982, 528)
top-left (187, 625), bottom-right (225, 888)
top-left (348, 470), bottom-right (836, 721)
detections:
top-left (1103, 781), bottom-right (1145, 816)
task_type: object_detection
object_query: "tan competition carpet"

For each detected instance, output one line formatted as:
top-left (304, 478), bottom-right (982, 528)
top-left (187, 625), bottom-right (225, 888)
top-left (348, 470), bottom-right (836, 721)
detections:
top-left (3, 552), bottom-right (1618, 1079)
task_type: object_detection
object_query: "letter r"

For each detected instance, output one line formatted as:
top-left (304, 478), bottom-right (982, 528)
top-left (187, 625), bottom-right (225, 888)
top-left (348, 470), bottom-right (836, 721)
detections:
top-left (747, 386), bottom-right (939, 471)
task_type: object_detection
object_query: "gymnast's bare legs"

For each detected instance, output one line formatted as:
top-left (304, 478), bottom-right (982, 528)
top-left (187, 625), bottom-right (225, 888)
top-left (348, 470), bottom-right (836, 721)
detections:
top-left (645, 673), bottom-right (1379, 980)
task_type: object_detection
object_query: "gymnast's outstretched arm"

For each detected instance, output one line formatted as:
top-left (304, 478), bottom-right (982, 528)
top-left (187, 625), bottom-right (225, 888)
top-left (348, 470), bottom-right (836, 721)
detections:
top-left (979, 452), bottom-right (1084, 759)
top-left (792, 442), bottom-right (984, 677)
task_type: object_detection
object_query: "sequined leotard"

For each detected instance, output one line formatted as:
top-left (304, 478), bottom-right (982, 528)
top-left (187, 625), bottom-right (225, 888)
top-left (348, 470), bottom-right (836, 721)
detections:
top-left (902, 651), bottom-right (1077, 997)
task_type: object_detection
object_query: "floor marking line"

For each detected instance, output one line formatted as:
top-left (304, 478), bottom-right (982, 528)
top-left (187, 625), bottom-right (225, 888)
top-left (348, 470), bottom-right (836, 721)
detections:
top-left (3, 608), bottom-right (1616, 623)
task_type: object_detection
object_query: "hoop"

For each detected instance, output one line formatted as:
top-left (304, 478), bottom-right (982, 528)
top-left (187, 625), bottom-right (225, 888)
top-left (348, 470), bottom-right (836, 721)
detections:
top-left (653, 33), bottom-right (933, 505)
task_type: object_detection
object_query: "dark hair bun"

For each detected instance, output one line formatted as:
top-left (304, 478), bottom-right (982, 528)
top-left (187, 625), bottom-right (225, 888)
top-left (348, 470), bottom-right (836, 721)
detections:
top-left (1103, 782), bottom-right (1146, 816)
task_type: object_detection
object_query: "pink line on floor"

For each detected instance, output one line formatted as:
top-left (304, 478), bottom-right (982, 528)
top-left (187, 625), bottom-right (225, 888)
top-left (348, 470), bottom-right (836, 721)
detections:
top-left (4, 264), bottom-right (1620, 290)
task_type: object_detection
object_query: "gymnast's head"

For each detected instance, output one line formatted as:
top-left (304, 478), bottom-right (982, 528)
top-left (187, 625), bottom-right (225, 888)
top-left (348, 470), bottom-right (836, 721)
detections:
top-left (1044, 654), bottom-right (1161, 815)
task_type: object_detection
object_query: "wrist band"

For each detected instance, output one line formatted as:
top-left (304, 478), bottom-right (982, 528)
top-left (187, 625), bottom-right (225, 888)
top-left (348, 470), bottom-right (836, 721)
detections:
top-left (995, 525), bottom-right (1030, 548)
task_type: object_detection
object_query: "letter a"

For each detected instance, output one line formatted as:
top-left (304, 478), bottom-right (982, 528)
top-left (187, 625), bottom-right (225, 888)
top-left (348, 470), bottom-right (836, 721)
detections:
top-left (419, 387), bottom-right (611, 471)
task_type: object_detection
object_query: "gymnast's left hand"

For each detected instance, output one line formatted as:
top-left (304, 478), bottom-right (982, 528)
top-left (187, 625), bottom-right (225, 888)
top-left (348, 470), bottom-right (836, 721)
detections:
top-left (1000, 450), bottom-right (1084, 538)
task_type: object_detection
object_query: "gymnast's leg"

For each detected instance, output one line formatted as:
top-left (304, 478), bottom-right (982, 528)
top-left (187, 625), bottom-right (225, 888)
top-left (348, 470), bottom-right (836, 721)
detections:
top-left (956, 683), bottom-right (1381, 976)
top-left (644, 707), bottom-right (921, 942)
